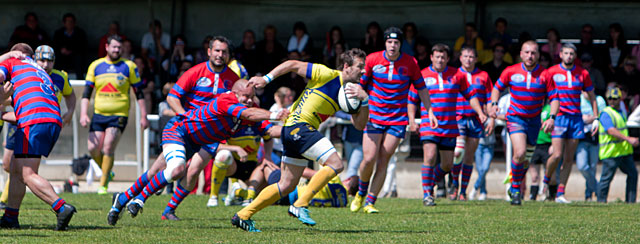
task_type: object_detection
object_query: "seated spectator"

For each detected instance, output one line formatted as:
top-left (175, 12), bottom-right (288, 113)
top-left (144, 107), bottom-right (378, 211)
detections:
top-left (633, 42), bottom-right (640, 72)
top-left (326, 42), bottom-right (345, 69)
top-left (235, 31), bottom-right (259, 76)
top-left (287, 21), bottom-right (313, 61)
top-left (141, 19), bottom-right (171, 68)
top-left (481, 43), bottom-right (511, 82)
top-left (414, 37), bottom-right (431, 69)
top-left (194, 35), bottom-right (213, 65)
top-left (615, 56), bottom-right (640, 110)
top-left (487, 17), bottom-right (512, 49)
top-left (454, 23), bottom-right (485, 62)
top-left (539, 52), bottom-right (552, 69)
top-left (162, 35), bottom-right (194, 82)
top-left (401, 22), bottom-right (418, 56)
top-left (98, 21), bottom-right (127, 58)
top-left (134, 56), bottom-right (156, 114)
top-left (576, 24), bottom-right (602, 68)
top-left (53, 13), bottom-right (87, 78)
top-left (323, 26), bottom-right (348, 66)
top-left (581, 53), bottom-right (606, 96)
top-left (541, 28), bottom-right (562, 64)
top-left (360, 21), bottom-right (384, 54)
top-left (256, 25), bottom-right (287, 75)
top-left (8, 12), bottom-right (50, 49)
top-left (120, 39), bottom-right (135, 60)
top-left (604, 23), bottom-right (630, 78)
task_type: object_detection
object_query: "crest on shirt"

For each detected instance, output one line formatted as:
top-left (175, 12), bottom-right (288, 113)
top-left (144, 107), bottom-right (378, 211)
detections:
top-left (426, 77), bottom-right (437, 86)
top-left (107, 65), bottom-right (117, 73)
top-left (40, 82), bottom-right (55, 96)
top-left (511, 74), bottom-right (525, 82)
top-left (397, 66), bottom-right (408, 76)
top-left (196, 77), bottom-right (212, 87)
top-left (373, 65), bottom-right (386, 73)
top-left (553, 74), bottom-right (566, 82)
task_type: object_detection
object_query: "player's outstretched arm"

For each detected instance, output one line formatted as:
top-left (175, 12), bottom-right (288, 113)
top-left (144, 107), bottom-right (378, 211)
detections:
top-left (240, 107), bottom-right (288, 123)
top-left (249, 60), bottom-right (309, 88)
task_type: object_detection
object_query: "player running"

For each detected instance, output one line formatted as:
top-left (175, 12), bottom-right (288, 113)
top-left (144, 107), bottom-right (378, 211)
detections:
top-left (488, 40), bottom-right (558, 205)
top-left (543, 43), bottom-right (597, 203)
top-left (81, 35), bottom-right (149, 194)
top-left (232, 48), bottom-right (370, 232)
top-left (408, 44), bottom-right (487, 206)
top-left (0, 44), bottom-right (75, 230)
top-left (351, 27), bottom-right (435, 214)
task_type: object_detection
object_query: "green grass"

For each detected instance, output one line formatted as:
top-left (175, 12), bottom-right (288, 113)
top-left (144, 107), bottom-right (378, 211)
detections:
top-left (1, 193), bottom-right (640, 243)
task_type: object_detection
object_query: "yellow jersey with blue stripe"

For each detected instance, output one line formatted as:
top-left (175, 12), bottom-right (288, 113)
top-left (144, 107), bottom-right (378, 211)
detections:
top-left (285, 63), bottom-right (343, 129)
top-left (85, 57), bottom-right (142, 117)
top-left (227, 120), bottom-right (273, 162)
top-left (228, 59), bottom-right (249, 80)
top-left (49, 69), bottom-right (73, 104)
top-left (297, 174), bottom-right (348, 207)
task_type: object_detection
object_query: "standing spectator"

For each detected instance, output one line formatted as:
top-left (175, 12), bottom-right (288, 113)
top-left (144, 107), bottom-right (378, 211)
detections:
top-left (577, 91), bottom-right (606, 201)
top-left (53, 13), bottom-right (88, 78)
top-left (194, 35), bottom-right (213, 65)
top-left (576, 24), bottom-right (601, 68)
top-left (8, 12), bottom-right (50, 49)
top-left (401, 22), bottom-right (418, 56)
top-left (134, 56), bottom-right (156, 114)
top-left (604, 23), bottom-right (630, 78)
top-left (268, 86), bottom-right (294, 165)
top-left (98, 21), bottom-right (127, 58)
top-left (120, 39), bottom-right (135, 61)
top-left (541, 28), bottom-right (562, 64)
top-left (323, 26), bottom-right (348, 66)
top-left (539, 52), bottom-right (552, 69)
top-left (632, 40), bottom-right (640, 72)
top-left (336, 110), bottom-right (364, 196)
top-left (414, 37), bottom-right (431, 69)
top-left (581, 53), bottom-right (606, 96)
top-left (487, 17), bottom-right (512, 49)
top-left (162, 35), bottom-right (194, 83)
top-left (481, 43), bottom-right (510, 82)
top-left (615, 56), bottom-right (640, 110)
top-left (454, 23), bottom-right (485, 62)
top-left (597, 87), bottom-right (638, 203)
top-left (141, 20), bottom-right (171, 69)
top-left (287, 21), bottom-right (313, 61)
top-left (235, 31), bottom-right (259, 76)
top-left (470, 112), bottom-right (497, 201)
top-left (326, 42), bottom-right (345, 69)
top-left (256, 25), bottom-right (287, 75)
top-left (360, 22), bottom-right (384, 54)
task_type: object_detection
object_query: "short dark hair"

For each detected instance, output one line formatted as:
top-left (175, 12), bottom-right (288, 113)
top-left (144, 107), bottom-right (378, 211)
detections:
top-left (402, 22), bottom-right (417, 34)
top-left (460, 46), bottom-right (477, 57)
top-left (209, 36), bottom-right (231, 50)
top-left (466, 22), bottom-right (477, 31)
top-left (293, 21), bottom-right (307, 34)
top-left (107, 35), bottom-right (123, 45)
top-left (10, 43), bottom-right (34, 56)
top-left (492, 43), bottom-right (506, 52)
top-left (62, 13), bottom-right (75, 22)
top-left (431, 43), bottom-right (450, 56)
top-left (495, 17), bottom-right (507, 26)
top-left (341, 48), bottom-right (366, 67)
top-left (150, 19), bottom-right (162, 28)
top-left (24, 12), bottom-right (37, 22)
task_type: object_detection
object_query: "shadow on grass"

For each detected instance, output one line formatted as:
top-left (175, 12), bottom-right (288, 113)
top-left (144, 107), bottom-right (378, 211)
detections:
top-left (0, 233), bottom-right (49, 237)
top-left (402, 211), bottom-right (454, 215)
top-left (14, 224), bottom-right (112, 231)
top-left (267, 226), bottom-right (430, 234)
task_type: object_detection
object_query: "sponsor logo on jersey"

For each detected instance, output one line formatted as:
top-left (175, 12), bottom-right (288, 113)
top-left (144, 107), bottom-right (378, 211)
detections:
top-left (426, 77), bottom-right (437, 86)
top-left (196, 77), bottom-right (212, 87)
top-left (373, 65), bottom-right (386, 73)
top-left (511, 74), bottom-right (525, 82)
top-left (553, 74), bottom-right (566, 82)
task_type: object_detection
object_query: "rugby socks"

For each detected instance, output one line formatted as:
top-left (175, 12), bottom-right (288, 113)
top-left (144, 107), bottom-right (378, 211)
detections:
top-left (247, 188), bottom-right (256, 200)
top-left (237, 183), bottom-right (283, 220)
top-left (2, 207), bottom-right (19, 222)
top-left (460, 164), bottom-right (473, 194)
top-left (209, 162), bottom-right (229, 197)
top-left (530, 185), bottom-right (539, 200)
top-left (293, 166), bottom-right (337, 207)
top-left (557, 185), bottom-right (566, 197)
top-left (543, 175), bottom-right (550, 185)
top-left (510, 161), bottom-right (525, 193)
top-left (451, 163), bottom-right (461, 188)
top-left (120, 171), bottom-right (150, 205)
top-left (0, 178), bottom-right (9, 203)
top-left (364, 193), bottom-right (377, 206)
top-left (434, 164), bottom-right (447, 182)
top-left (164, 182), bottom-right (189, 215)
top-left (100, 155), bottom-right (115, 187)
top-left (135, 171), bottom-right (169, 203)
top-left (52, 198), bottom-right (66, 213)
top-left (421, 165), bottom-right (435, 198)
top-left (357, 179), bottom-right (369, 197)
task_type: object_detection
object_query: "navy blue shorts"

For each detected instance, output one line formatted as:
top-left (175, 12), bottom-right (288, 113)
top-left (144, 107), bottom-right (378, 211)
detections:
top-left (506, 115), bottom-right (541, 146)
top-left (90, 114), bottom-right (128, 133)
top-left (421, 135), bottom-right (456, 150)
top-left (14, 123), bottom-right (61, 157)
top-left (457, 116), bottom-right (483, 139)
top-left (281, 123), bottom-right (323, 166)
top-left (161, 116), bottom-right (219, 158)
top-left (364, 122), bottom-right (406, 139)
top-left (552, 115), bottom-right (584, 139)
top-left (5, 123), bottom-right (17, 150)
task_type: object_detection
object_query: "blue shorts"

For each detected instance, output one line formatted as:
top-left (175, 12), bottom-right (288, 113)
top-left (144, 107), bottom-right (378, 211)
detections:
top-left (506, 115), bottom-right (541, 146)
top-left (90, 114), bottom-right (128, 132)
top-left (363, 122), bottom-right (406, 139)
top-left (14, 123), bottom-right (61, 157)
top-left (161, 116), bottom-right (219, 158)
top-left (421, 135), bottom-right (456, 150)
top-left (5, 123), bottom-right (17, 150)
top-left (552, 115), bottom-right (584, 139)
top-left (457, 116), bottom-right (483, 139)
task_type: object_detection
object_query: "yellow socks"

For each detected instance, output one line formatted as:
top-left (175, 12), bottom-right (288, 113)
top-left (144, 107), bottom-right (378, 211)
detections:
top-left (209, 162), bottom-right (229, 197)
top-left (247, 188), bottom-right (256, 200)
top-left (0, 177), bottom-right (9, 203)
top-left (100, 155), bottom-right (114, 187)
top-left (237, 183), bottom-right (282, 220)
top-left (293, 166), bottom-right (336, 207)
top-left (234, 188), bottom-right (256, 200)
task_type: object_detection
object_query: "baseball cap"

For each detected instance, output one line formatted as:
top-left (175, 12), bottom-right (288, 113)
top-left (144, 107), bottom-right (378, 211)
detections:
top-left (35, 45), bottom-right (55, 61)
top-left (606, 87), bottom-right (622, 99)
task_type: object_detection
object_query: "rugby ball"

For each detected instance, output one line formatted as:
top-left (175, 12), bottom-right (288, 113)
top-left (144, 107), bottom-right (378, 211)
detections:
top-left (338, 83), bottom-right (362, 114)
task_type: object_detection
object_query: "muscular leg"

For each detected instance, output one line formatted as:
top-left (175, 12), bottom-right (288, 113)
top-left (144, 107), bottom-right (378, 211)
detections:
top-left (557, 139), bottom-right (579, 197)
top-left (509, 133), bottom-right (529, 193)
top-left (99, 127), bottom-right (122, 189)
top-left (421, 142), bottom-right (438, 198)
top-left (0, 149), bottom-right (13, 204)
top-left (460, 138), bottom-right (479, 196)
top-left (451, 136), bottom-right (466, 190)
top-left (545, 138), bottom-right (565, 185)
top-left (164, 149), bottom-right (213, 216)
top-left (367, 133), bottom-right (401, 205)
top-left (87, 131), bottom-right (105, 168)
top-left (357, 133), bottom-right (383, 196)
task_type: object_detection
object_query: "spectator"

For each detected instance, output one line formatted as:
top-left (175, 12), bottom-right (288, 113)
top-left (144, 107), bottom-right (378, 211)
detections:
top-left (360, 21), bottom-right (384, 54)
top-left (323, 26), bottom-right (348, 66)
top-left (335, 110), bottom-right (364, 196)
top-left (120, 39), bottom-right (135, 60)
top-left (512, 32), bottom-right (533, 62)
top-left (481, 43), bottom-right (510, 82)
top-left (577, 91), bottom-right (606, 201)
top-left (632, 39), bottom-right (640, 71)
top-left (414, 37), bottom-right (431, 69)
top-left (8, 12), bottom-right (50, 49)
top-left (326, 42), bottom-right (345, 69)
top-left (98, 21), bottom-right (127, 58)
top-left (268, 86), bottom-right (294, 165)
top-left (541, 28), bottom-right (561, 64)
top-left (597, 87), bottom-right (638, 203)
top-left (141, 19), bottom-right (171, 68)
top-left (400, 22), bottom-right (418, 56)
top-left (576, 24), bottom-right (602, 68)
top-left (470, 113), bottom-right (497, 201)
top-left (604, 23), bottom-right (630, 78)
top-left (256, 25), bottom-right (287, 75)
top-left (194, 35), bottom-right (213, 65)
top-left (581, 53), bottom-right (606, 96)
top-left (615, 56), bottom-right (640, 110)
top-left (53, 13), bottom-right (88, 78)
top-left (454, 23), bottom-right (485, 62)
top-left (235, 31), bottom-right (259, 76)
top-left (263, 51), bottom-right (307, 106)
top-left (539, 52), bottom-right (552, 69)
top-left (134, 56), bottom-right (156, 114)
top-left (287, 21), bottom-right (313, 61)
top-left (487, 17), bottom-right (512, 49)
top-left (162, 35), bottom-right (194, 82)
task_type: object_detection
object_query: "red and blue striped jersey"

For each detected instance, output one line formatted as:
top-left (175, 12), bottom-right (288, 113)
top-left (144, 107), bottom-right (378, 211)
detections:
top-left (409, 66), bottom-right (473, 137)
top-left (455, 67), bottom-right (492, 119)
top-left (228, 119), bottom-right (273, 162)
top-left (542, 64), bottom-right (592, 116)
top-left (178, 92), bottom-right (248, 146)
top-left (494, 63), bottom-right (556, 118)
top-left (360, 51), bottom-right (425, 126)
top-left (0, 57), bottom-right (61, 128)
top-left (169, 61), bottom-right (239, 111)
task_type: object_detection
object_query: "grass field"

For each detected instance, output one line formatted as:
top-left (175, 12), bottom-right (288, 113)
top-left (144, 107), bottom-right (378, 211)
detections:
top-left (1, 193), bottom-right (639, 243)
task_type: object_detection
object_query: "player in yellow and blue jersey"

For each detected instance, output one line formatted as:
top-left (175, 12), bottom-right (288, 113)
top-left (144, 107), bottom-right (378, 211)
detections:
top-left (80, 35), bottom-right (149, 194)
top-left (231, 48), bottom-right (369, 232)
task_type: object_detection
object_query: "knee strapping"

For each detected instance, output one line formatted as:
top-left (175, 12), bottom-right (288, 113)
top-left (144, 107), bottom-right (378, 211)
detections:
top-left (163, 144), bottom-right (187, 182)
top-left (214, 150), bottom-right (233, 169)
top-left (453, 138), bottom-right (465, 165)
top-left (525, 146), bottom-right (535, 163)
